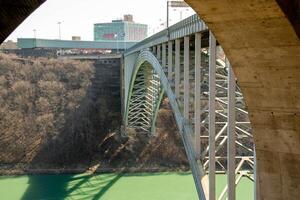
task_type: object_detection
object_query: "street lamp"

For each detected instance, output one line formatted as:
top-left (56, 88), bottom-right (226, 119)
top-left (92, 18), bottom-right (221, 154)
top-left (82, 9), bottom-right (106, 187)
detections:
top-left (33, 29), bottom-right (37, 39)
top-left (57, 21), bottom-right (63, 40)
top-left (159, 19), bottom-right (166, 29)
top-left (167, 1), bottom-right (170, 29)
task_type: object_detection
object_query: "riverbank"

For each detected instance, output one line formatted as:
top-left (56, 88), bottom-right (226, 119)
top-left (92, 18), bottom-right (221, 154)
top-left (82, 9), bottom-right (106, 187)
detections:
top-left (0, 163), bottom-right (189, 175)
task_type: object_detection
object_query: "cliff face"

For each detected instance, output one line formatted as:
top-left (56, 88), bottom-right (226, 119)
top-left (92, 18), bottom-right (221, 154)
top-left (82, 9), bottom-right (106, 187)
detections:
top-left (0, 53), bottom-right (188, 172)
top-left (98, 98), bottom-right (188, 169)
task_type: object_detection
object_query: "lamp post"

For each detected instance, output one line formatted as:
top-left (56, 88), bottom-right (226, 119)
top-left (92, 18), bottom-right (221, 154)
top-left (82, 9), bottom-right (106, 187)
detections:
top-left (33, 29), bottom-right (36, 39)
top-left (167, 1), bottom-right (189, 38)
top-left (57, 21), bottom-right (63, 40)
top-left (167, 1), bottom-right (170, 29)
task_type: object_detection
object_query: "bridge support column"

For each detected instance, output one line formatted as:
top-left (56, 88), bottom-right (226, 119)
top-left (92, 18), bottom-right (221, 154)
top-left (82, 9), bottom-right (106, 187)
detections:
top-left (175, 39), bottom-right (180, 99)
top-left (184, 36), bottom-right (190, 120)
top-left (254, 147), bottom-right (260, 200)
top-left (227, 59), bottom-right (236, 200)
top-left (152, 46), bottom-right (157, 56)
top-left (162, 43), bottom-right (167, 70)
top-left (168, 41), bottom-right (173, 81)
top-left (208, 31), bottom-right (216, 200)
top-left (195, 33), bottom-right (202, 159)
top-left (157, 44), bottom-right (161, 63)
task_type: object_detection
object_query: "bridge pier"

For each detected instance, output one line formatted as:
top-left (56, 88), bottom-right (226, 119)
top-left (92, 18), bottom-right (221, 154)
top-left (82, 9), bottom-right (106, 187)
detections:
top-left (162, 43), bottom-right (167, 70)
top-left (184, 36), bottom-right (190, 120)
top-left (175, 38), bottom-right (181, 99)
top-left (152, 46), bottom-right (157, 57)
top-left (227, 59), bottom-right (236, 200)
top-left (194, 32), bottom-right (202, 160)
top-left (208, 32), bottom-right (217, 200)
top-left (157, 44), bottom-right (161, 63)
top-left (167, 40), bottom-right (173, 81)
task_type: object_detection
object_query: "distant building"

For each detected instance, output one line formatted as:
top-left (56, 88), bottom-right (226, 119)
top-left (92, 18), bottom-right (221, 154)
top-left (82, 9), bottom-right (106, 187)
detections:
top-left (94, 15), bottom-right (148, 42)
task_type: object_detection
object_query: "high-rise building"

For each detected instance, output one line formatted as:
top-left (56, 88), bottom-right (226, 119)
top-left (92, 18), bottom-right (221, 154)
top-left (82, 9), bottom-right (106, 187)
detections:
top-left (94, 15), bottom-right (148, 42)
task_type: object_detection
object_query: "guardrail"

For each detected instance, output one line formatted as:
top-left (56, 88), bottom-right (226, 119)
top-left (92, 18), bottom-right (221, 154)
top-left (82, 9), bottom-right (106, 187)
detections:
top-left (58, 54), bottom-right (122, 60)
top-left (124, 14), bottom-right (208, 56)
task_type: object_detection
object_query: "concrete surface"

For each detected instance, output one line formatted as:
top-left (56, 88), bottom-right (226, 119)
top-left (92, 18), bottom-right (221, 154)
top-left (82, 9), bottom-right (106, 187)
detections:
top-left (186, 0), bottom-right (300, 199)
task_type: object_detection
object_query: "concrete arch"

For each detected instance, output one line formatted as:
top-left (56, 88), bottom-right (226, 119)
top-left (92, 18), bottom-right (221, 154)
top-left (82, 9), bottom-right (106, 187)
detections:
top-left (186, 0), bottom-right (300, 199)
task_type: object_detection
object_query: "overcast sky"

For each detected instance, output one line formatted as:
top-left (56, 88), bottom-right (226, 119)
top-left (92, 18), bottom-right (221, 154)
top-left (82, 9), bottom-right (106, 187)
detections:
top-left (6, 0), bottom-right (195, 41)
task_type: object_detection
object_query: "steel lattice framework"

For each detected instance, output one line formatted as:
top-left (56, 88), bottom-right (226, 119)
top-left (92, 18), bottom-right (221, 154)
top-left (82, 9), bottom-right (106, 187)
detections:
top-left (126, 63), bottom-right (164, 134)
top-left (124, 14), bottom-right (256, 200)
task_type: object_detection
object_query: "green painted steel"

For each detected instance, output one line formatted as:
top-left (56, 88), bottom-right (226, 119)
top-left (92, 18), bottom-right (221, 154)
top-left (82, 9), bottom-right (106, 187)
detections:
top-left (125, 61), bottom-right (164, 133)
top-left (0, 173), bottom-right (253, 200)
top-left (150, 88), bottom-right (165, 134)
top-left (17, 38), bottom-right (137, 49)
top-left (124, 50), bottom-right (208, 200)
top-left (123, 57), bottom-right (143, 126)
top-left (124, 53), bottom-right (165, 134)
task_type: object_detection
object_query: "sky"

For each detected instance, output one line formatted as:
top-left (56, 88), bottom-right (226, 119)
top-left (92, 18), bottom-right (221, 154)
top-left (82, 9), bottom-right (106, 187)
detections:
top-left (6, 0), bottom-right (195, 41)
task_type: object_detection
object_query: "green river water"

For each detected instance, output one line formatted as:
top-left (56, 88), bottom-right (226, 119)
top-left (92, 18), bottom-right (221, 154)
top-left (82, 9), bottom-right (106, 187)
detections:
top-left (0, 172), bottom-right (253, 200)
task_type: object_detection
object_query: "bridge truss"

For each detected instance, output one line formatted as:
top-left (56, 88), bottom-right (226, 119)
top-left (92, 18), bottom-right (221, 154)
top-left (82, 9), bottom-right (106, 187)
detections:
top-left (124, 14), bottom-right (256, 200)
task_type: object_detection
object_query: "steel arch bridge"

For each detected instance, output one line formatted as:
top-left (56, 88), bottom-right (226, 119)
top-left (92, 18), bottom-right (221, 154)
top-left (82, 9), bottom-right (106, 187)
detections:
top-left (123, 15), bottom-right (254, 200)
top-left (1, 1), bottom-right (300, 200)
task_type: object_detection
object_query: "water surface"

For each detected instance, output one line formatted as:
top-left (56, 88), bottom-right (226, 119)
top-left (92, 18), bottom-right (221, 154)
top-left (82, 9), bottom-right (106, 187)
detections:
top-left (0, 172), bottom-right (253, 200)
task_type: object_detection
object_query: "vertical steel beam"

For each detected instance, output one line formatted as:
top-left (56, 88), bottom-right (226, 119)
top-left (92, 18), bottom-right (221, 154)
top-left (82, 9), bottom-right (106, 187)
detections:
top-left (157, 44), bottom-right (161, 62)
top-left (184, 36), bottom-right (190, 120)
top-left (162, 43), bottom-right (167, 70)
top-left (168, 40), bottom-right (173, 81)
top-left (195, 33), bottom-right (201, 159)
top-left (209, 31), bottom-right (216, 200)
top-left (153, 45), bottom-right (157, 55)
top-left (254, 147), bottom-right (260, 200)
top-left (227, 59), bottom-right (236, 200)
top-left (175, 39), bottom-right (180, 98)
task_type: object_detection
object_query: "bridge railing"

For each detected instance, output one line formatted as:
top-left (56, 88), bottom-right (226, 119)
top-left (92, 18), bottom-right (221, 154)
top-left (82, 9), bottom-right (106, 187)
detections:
top-left (124, 14), bottom-right (207, 56)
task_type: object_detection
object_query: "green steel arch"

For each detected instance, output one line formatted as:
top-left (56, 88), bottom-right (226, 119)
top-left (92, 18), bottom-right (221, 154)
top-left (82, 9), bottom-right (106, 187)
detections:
top-left (124, 51), bottom-right (165, 135)
top-left (123, 50), bottom-right (208, 200)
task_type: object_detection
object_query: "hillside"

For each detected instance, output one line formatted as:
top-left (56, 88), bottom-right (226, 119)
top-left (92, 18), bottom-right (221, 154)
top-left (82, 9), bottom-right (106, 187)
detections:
top-left (0, 53), bottom-right (188, 174)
